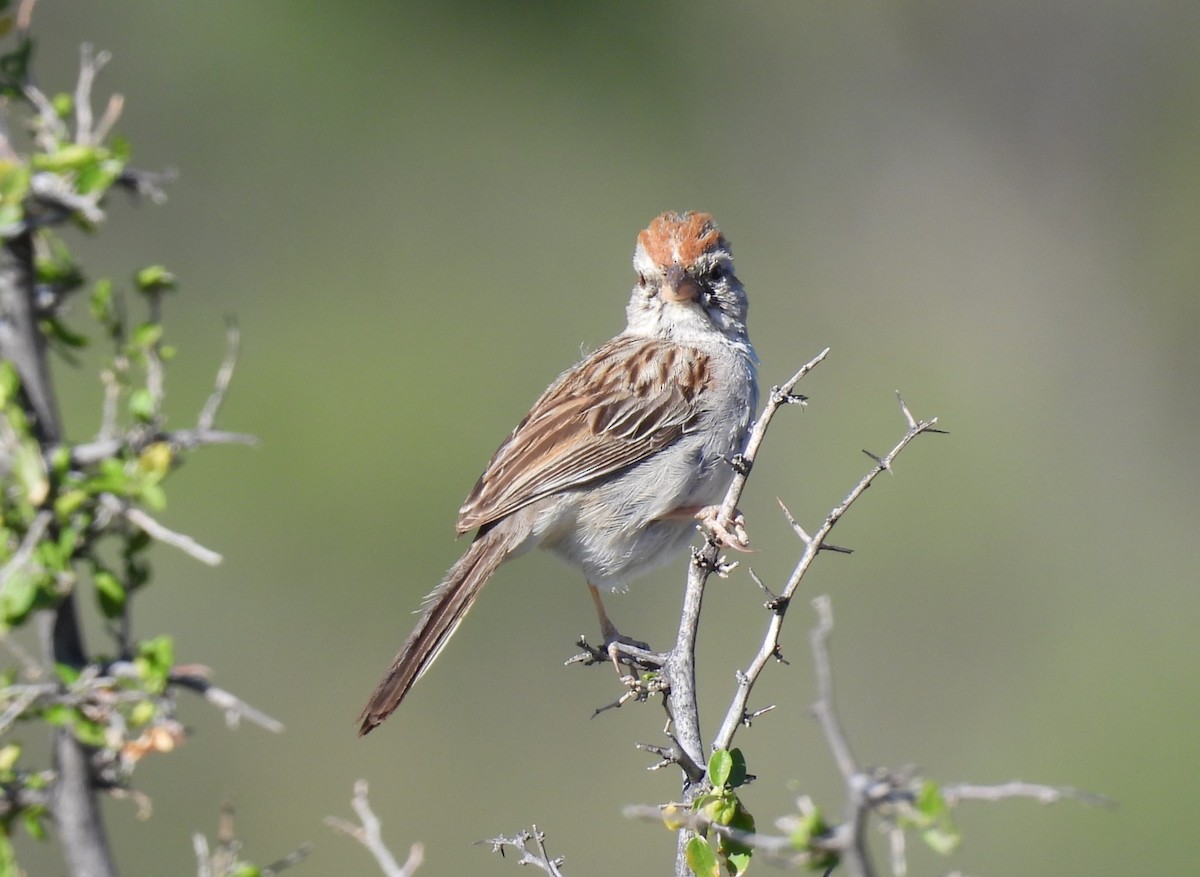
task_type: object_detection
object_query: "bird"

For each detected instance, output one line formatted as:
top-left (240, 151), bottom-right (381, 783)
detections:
top-left (358, 211), bottom-right (758, 735)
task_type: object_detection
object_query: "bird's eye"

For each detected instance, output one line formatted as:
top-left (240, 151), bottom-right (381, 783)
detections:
top-left (637, 273), bottom-right (647, 286)
top-left (703, 265), bottom-right (725, 283)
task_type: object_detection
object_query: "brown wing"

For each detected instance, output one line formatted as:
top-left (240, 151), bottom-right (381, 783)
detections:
top-left (456, 336), bottom-right (712, 534)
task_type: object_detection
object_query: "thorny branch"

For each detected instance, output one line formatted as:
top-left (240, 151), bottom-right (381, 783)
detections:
top-left (712, 390), bottom-right (942, 753)
top-left (663, 347), bottom-right (830, 779)
top-left (478, 825), bottom-right (566, 877)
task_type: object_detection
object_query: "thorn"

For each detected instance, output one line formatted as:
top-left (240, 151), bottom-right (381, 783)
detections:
top-left (776, 497), bottom-right (812, 543)
top-left (816, 542), bottom-right (854, 555)
top-left (743, 704), bottom-right (777, 727)
top-left (895, 390), bottom-right (918, 430)
top-left (748, 568), bottom-right (781, 603)
top-left (862, 448), bottom-right (890, 471)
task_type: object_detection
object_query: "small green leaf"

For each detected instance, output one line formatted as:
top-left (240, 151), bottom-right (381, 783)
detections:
top-left (31, 144), bottom-right (104, 173)
top-left (136, 635), bottom-right (174, 693)
top-left (51, 92), bottom-right (73, 118)
top-left (684, 836), bottom-right (720, 877)
top-left (229, 865), bottom-right (261, 877)
top-left (71, 715), bottom-right (108, 748)
top-left (0, 567), bottom-right (39, 626)
top-left (137, 442), bottom-right (172, 480)
top-left (0, 158), bottom-right (29, 203)
top-left (131, 321), bottom-right (163, 349)
top-left (0, 835), bottom-right (16, 875)
top-left (0, 360), bottom-right (18, 406)
top-left (726, 849), bottom-right (751, 876)
top-left (708, 749), bottom-right (733, 788)
top-left (135, 265), bottom-right (176, 293)
top-left (54, 488), bottom-right (88, 520)
top-left (137, 481), bottom-right (167, 512)
top-left (53, 664), bottom-right (81, 685)
top-left (76, 157), bottom-right (125, 195)
top-left (0, 743), bottom-right (20, 773)
top-left (726, 748), bottom-right (748, 788)
top-left (42, 704), bottom-right (73, 726)
top-left (914, 781), bottom-right (960, 855)
top-left (93, 569), bottom-right (125, 619)
top-left (110, 135), bottom-right (132, 162)
top-left (90, 278), bottom-right (114, 325)
top-left (21, 805), bottom-right (47, 840)
top-left (129, 387), bottom-right (156, 423)
top-left (42, 315), bottom-right (89, 349)
top-left (13, 440), bottom-right (48, 505)
top-left (129, 699), bottom-right (156, 727)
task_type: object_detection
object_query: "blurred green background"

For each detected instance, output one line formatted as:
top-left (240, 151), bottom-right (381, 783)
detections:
top-left (13, 1), bottom-right (1199, 874)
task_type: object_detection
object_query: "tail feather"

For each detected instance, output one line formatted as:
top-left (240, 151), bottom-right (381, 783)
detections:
top-left (358, 532), bottom-right (509, 735)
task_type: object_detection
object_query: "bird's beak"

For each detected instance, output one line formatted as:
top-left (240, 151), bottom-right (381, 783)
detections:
top-left (661, 263), bottom-right (701, 303)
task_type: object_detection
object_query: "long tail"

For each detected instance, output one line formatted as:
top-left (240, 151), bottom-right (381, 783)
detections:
top-left (358, 531), bottom-right (509, 735)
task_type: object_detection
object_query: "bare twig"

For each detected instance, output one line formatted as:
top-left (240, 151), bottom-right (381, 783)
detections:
top-left (197, 320), bottom-right (241, 433)
top-left (810, 596), bottom-right (857, 782)
top-left (809, 597), bottom-right (874, 877)
top-left (326, 780), bottom-right (424, 877)
top-left (169, 671), bottom-right (285, 733)
top-left (942, 781), bottom-right (1112, 809)
top-left (74, 44), bottom-right (112, 146)
top-left (100, 494), bottom-right (222, 566)
top-left (68, 429), bottom-right (257, 467)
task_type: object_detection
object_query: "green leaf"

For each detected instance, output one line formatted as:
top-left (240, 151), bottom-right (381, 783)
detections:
top-left (128, 387), bottom-right (156, 423)
top-left (0, 159), bottom-right (29, 204)
top-left (0, 835), bottom-right (16, 877)
top-left (0, 744), bottom-right (20, 774)
top-left (726, 748), bottom-right (748, 788)
top-left (229, 865), bottom-right (261, 877)
top-left (685, 836), bottom-right (720, 877)
top-left (0, 360), bottom-right (18, 406)
top-left (914, 781), bottom-right (960, 855)
top-left (131, 321), bottom-right (163, 349)
top-left (41, 704), bottom-right (72, 726)
top-left (0, 568), bottom-right (39, 626)
top-left (93, 569), bottom-right (125, 619)
top-left (135, 635), bottom-right (174, 693)
top-left (51, 92), bottom-right (73, 118)
top-left (135, 265), bottom-right (176, 294)
top-left (89, 278), bottom-right (115, 326)
top-left (86, 457), bottom-right (131, 495)
top-left (21, 805), bottom-right (47, 841)
top-left (42, 315), bottom-right (88, 349)
top-left (726, 849), bottom-right (751, 876)
top-left (708, 749), bottom-right (733, 788)
top-left (137, 442), bottom-right (172, 480)
top-left (53, 488), bottom-right (88, 520)
top-left (110, 135), bottom-right (132, 162)
top-left (13, 440), bottom-right (48, 505)
top-left (129, 699), bottom-right (155, 727)
top-left (76, 156), bottom-right (125, 196)
top-left (53, 663), bottom-right (81, 685)
top-left (71, 715), bottom-right (107, 748)
top-left (31, 144), bottom-right (105, 173)
top-left (137, 481), bottom-right (167, 512)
